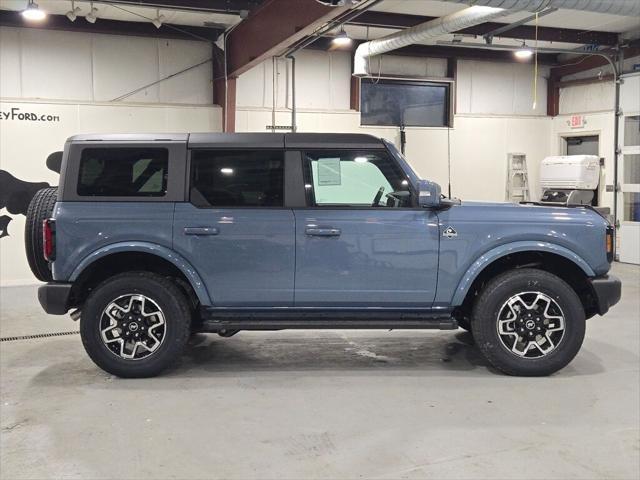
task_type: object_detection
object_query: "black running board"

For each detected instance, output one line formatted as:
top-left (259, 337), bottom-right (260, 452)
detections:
top-left (198, 309), bottom-right (457, 332)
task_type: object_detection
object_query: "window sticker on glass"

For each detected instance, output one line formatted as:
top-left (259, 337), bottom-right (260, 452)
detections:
top-left (317, 158), bottom-right (342, 186)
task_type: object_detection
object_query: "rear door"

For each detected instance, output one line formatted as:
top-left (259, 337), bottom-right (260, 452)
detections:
top-left (293, 149), bottom-right (440, 307)
top-left (173, 148), bottom-right (295, 306)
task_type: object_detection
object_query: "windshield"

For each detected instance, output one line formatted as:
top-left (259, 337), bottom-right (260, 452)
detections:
top-left (383, 140), bottom-right (421, 187)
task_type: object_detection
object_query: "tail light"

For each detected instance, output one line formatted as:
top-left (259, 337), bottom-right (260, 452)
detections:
top-left (42, 218), bottom-right (55, 262)
top-left (605, 225), bottom-right (614, 263)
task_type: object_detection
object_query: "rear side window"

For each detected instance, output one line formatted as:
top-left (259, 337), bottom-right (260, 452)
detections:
top-left (77, 148), bottom-right (168, 197)
top-left (190, 150), bottom-right (284, 207)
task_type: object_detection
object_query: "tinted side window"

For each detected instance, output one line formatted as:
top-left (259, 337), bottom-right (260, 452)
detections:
top-left (77, 148), bottom-right (168, 197)
top-left (303, 151), bottom-right (412, 207)
top-left (190, 150), bottom-right (284, 207)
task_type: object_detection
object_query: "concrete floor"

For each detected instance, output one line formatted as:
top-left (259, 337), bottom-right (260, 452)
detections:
top-left (1, 263), bottom-right (638, 480)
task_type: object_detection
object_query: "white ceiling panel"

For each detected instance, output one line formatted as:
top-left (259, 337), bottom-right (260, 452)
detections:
top-left (372, 0), bottom-right (462, 16)
top-left (372, 0), bottom-right (640, 34)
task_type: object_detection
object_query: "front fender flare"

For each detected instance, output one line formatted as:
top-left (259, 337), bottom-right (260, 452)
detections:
top-left (70, 242), bottom-right (211, 305)
top-left (450, 241), bottom-right (595, 306)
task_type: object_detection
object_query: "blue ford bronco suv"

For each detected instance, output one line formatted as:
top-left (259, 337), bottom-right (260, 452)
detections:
top-left (28, 133), bottom-right (621, 378)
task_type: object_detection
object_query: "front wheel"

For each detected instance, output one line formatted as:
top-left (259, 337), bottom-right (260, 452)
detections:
top-left (80, 272), bottom-right (191, 378)
top-left (471, 268), bottom-right (585, 376)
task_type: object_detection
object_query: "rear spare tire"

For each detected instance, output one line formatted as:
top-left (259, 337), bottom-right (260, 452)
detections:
top-left (24, 187), bottom-right (57, 282)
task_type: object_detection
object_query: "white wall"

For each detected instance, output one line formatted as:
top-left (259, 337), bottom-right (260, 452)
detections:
top-left (237, 50), bottom-right (552, 201)
top-left (559, 82), bottom-right (615, 114)
top-left (237, 50), bottom-right (352, 111)
top-left (0, 26), bottom-right (213, 105)
top-left (457, 60), bottom-right (548, 116)
top-left (237, 108), bottom-right (548, 201)
top-left (236, 52), bottom-right (549, 116)
top-left (0, 26), bottom-right (223, 285)
top-left (367, 54), bottom-right (448, 78)
top-left (0, 99), bottom-right (222, 285)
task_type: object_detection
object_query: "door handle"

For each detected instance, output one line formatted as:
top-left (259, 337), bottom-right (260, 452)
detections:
top-left (184, 227), bottom-right (219, 236)
top-left (305, 226), bottom-right (341, 237)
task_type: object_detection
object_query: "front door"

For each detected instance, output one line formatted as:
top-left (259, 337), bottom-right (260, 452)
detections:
top-left (173, 149), bottom-right (295, 306)
top-left (294, 149), bottom-right (439, 307)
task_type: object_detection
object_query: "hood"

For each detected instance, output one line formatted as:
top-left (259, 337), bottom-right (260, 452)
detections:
top-left (457, 200), bottom-right (607, 224)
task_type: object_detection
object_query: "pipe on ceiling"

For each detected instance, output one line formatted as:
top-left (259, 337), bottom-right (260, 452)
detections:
top-left (353, 0), bottom-right (639, 76)
top-left (353, 5), bottom-right (509, 75)
top-left (442, 0), bottom-right (640, 16)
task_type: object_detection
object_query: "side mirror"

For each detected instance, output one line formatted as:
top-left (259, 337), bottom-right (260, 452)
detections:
top-left (46, 151), bottom-right (63, 174)
top-left (417, 180), bottom-right (441, 208)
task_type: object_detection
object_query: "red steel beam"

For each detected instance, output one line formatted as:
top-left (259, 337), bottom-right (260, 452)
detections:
top-left (558, 74), bottom-right (615, 88)
top-left (550, 54), bottom-right (612, 78)
top-left (350, 76), bottom-right (360, 111)
top-left (551, 47), bottom-right (640, 78)
top-left (225, 78), bottom-right (237, 132)
top-left (106, 0), bottom-right (262, 13)
top-left (547, 75), bottom-right (560, 117)
top-left (225, 0), bottom-right (349, 78)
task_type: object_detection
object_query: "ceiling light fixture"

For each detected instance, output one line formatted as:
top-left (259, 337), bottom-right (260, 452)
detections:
top-left (22, 1), bottom-right (46, 21)
top-left (514, 43), bottom-right (534, 59)
top-left (86, 2), bottom-right (98, 24)
top-left (152, 9), bottom-right (165, 29)
top-left (66, 0), bottom-right (81, 22)
top-left (332, 27), bottom-right (352, 47)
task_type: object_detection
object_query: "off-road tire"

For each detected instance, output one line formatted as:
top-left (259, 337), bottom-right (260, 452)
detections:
top-left (24, 187), bottom-right (57, 282)
top-left (471, 268), bottom-right (585, 376)
top-left (80, 272), bottom-right (191, 378)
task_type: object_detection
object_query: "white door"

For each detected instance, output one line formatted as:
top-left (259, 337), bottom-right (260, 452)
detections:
top-left (618, 73), bottom-right (640, 264)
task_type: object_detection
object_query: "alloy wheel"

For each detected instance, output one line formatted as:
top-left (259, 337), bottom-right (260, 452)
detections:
top-left (496, 291), bottom-right (566, 358)
top-left (100, 294), bottom-right (166, 360)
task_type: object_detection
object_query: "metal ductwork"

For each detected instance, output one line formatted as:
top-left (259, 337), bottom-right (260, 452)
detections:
top-left (353, 0), bottom-right (639, 76)
top-left (442, 0), bottom-right (640, 16)
top-left (353, 5), bottom-right (510, 76)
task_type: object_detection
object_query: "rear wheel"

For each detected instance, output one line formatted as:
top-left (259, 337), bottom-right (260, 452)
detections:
top-left (471, 268), bottom-right (585, 376)
top-left (24, 187), bottom-right (57, 282)
top-left (80, 272), bottom-right (191, 378)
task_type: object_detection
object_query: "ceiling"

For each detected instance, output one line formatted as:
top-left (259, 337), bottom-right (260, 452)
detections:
top-left (1, 0), bottom-right (638, 34)
top-left (0, 0), bottom-right (244, 28)
top-left (373, 0), bottom-right (640, 34)
top-left (0, 0), bottom-right (637, 55)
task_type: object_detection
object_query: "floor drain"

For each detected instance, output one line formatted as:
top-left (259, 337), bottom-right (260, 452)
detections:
top-left (0, 331), bottom-right (80, 342)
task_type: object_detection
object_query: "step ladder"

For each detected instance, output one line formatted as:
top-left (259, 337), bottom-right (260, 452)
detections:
top-left (506, 153), bottom-right (530, 202)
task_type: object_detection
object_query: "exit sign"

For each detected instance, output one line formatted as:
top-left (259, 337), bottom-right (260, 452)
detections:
top-left (569, 115), bottom-right (586, 128)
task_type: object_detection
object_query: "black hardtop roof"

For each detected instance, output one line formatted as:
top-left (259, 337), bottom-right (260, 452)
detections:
top-left (67, 132), bottom-right (387, 150)
top-left (188, 133), bottom-right (387, 149)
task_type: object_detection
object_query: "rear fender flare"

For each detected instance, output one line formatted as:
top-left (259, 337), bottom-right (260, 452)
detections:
top-left (70, 242), bottom-right (211, 305)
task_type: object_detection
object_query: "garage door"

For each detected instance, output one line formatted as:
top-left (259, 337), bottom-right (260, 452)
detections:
top-left (618, 73), bottom-right (640, 264)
